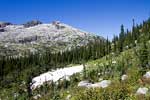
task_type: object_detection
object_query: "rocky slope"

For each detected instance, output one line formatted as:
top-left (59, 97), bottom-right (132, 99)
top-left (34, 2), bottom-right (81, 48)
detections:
top-left (0, 21), bottom-right (102, 57)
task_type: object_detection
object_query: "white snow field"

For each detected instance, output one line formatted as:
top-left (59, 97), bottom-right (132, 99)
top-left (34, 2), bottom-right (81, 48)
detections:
top-left (31, 65), bottom-right (83, 89)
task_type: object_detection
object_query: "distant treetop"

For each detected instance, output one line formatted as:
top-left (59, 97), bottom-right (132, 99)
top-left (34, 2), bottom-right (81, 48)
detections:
top-left (23, 20), bottom-right (42, 28)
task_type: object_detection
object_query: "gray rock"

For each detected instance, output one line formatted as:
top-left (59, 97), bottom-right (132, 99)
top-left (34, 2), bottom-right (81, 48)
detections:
top-left (143, 71), bottom-right (150, 79)
top-left (121, 75), bottom-right (128, 81)
top-left (78, 80), bottom-right (111, 88)
top-left (91, 80), bottom-right (111, 88)
top-left (78, 80), bottom-right (92, 87)
top-left (136, 87), bottom-right (148, 95)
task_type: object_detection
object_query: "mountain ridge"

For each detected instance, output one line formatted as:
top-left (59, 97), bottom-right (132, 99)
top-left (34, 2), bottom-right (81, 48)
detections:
top-left (0, 20), bottom-right (103, 57)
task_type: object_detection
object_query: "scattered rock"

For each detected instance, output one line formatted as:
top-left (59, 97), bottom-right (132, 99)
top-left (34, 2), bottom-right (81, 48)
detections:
top-left (66, 94), bottom-right (71, 100)
top-left (33, 94), bottom-right (41, 100)
top-left (98, 78), bottom-right (103, 81)
top-left (143, 71), bottom-right (150, 79)
top-left (4, 44), bottom-right (8, 48)
top-left (65, 76), bottom-right (70, 81)
top-left (14, 93), bottom-right (19, 98)
top-left (98, 80), bottom-right (111, 88)
top-left (141, 71), bottom-right (150, 84)
top-left (121, 75), bottom-right (128, 81)
top-left (136, 87), bottom-right (148, 95)
top-left (126, 45), bottom-right (129, 49)
top-left (112, 61), bottom-right (116, 64)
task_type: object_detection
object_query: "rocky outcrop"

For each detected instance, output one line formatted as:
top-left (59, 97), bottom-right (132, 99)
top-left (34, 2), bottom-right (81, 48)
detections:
top-left (0, 22), bottom-right (12, 28)
top-left (23, 20), bottom-right (42, 28)
top-left (52, 21), bottom-right (66, 29)
top-left (18, 36), bottom-right (38, 43)
top-left (0, 28), bottom-right (5, 32)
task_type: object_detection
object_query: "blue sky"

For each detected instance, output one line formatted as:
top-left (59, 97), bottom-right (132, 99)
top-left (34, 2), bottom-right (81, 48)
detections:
top-left (0, 0), bottom-right (150, 39)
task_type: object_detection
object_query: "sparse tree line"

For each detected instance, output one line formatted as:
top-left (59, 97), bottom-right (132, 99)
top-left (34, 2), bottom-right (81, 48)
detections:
top-left (112, 18), bottom-right (150, 70)
top-left (112, 18), bottom-right (150, 53)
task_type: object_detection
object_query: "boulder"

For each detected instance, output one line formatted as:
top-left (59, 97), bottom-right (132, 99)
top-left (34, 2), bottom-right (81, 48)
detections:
top-left (88, 80), bottom-right (111, 88)
top-left (78, 80), bottom-right (92, 87)
top-left (143, 71), bottom-right (150, 79)
top-left (98, 80), bottom-right (111, 88)
top-left (141, 71), bottom-right (150, 84)
top-left (121, 75), bottom-right (128, 81)
top-left (136, 87), bottom-right (148, 95)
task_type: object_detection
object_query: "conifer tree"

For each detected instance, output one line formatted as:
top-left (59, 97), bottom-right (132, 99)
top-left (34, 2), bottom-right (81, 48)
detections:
top-left (118, 24), bottom-right (125, 52)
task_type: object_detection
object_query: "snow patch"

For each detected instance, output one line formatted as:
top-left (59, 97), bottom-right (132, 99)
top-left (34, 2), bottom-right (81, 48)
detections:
top-left (31, 65), bottom-right (83, 89)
